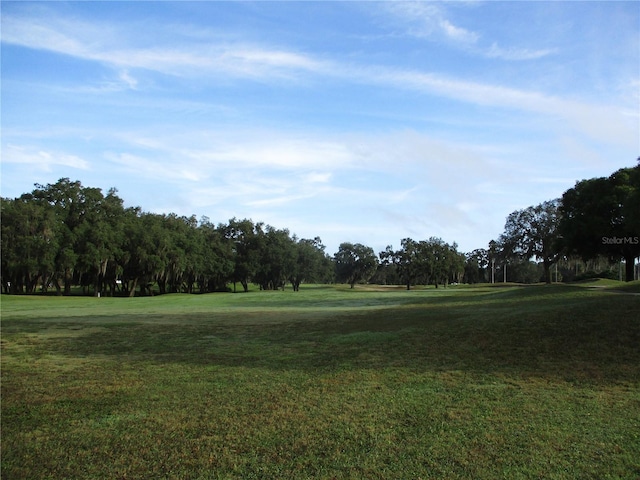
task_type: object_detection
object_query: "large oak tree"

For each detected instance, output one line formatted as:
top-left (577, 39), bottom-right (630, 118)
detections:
top-left (560, 165), bottom-right (640, 282)
top-left (500, 200), bottom-right (562, 284)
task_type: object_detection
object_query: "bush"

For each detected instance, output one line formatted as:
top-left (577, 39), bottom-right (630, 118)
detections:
top-left (574, 269), bottom-right (619, 281)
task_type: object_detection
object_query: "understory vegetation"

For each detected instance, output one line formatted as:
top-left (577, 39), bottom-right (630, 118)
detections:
top-left (2, 282), bottom-right (639, 479)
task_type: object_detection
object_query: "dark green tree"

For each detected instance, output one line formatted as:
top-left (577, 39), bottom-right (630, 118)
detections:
top-left (500, 200), bottom-right (562, 284)
top-left (120, 211), bottom-right (164, 296)
top-left (1, 196), bottom-right (57, 293)
top-left (334, 242), bottom-right (378, 288)
top-left (560, 165), bottom-right (640, 281)
top-left (199, 217), bottom-right (234, 292)
top-left (222, 218), bottom-right (261, 292)
top-left (28, 178), bottom-right (126, 295)
top-left (464, 248), bottom-right (488, 284)
top-left (289, 237), bottom-right (328, 291)
top-left (422, 237), bottom-right (454, 288)
top-left (255, 225), bottom-right (293, 291)
top-left (380, 238), bottom-right (426, 290)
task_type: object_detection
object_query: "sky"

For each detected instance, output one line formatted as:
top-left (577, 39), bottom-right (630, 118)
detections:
top-left (1, 1), bottom-right (639, 256)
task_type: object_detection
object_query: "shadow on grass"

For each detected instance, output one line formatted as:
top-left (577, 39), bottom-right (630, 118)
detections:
top-left (8, 286), bottom-right (638, 386)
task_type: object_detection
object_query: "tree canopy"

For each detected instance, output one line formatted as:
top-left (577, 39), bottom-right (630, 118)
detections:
top-left (381, 238), bottom-right (465, 290)
top-left (1, 179), bottom-right (331, 295)
top-left (2, 166), bottom-right (638, 295)
top-left (559, 165), bottom-right (640, 281)
top-left (334, 242), bottom-right (379, 288)
top-left (499, 200), bottom-right (562, 284)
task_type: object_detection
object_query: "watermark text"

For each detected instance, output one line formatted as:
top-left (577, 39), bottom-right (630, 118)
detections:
top-left (602, 236), bottom-right (639, 245)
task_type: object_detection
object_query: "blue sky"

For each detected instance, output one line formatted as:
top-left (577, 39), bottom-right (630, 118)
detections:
top-left (2, 1), bottom-right (638, 255)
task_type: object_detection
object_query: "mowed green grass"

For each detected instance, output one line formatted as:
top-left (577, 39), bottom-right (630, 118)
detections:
top-left (2, 283), bottom-right (639, 479)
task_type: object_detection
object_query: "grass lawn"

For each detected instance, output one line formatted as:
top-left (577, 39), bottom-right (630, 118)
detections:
top-left (2, 283), bottom-right (639, 479)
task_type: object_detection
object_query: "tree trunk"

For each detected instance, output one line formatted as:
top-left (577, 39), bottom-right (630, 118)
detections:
top-left (624, 254), bottom-right (635, 282)
top-left (129, 277), bottom-right (138, 297)
top-left (64, 268), bottom-right (72, 296)
top-left (543, 260), bottom-right (552, 284)
top-left (94, 273), bottom-right (102, 297)
top-left (53, 278), bottom-right (62, 296)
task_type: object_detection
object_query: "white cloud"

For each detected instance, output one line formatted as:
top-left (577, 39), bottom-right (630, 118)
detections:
top-left (1, 13), bottom-right (329, 81)
top-left (380, 2), bottom-right (561, 62)
top-left (438, 18), bottom-right (479, 44)
top-left (3, 8), bottom-right (633, 151)
top-left (104, 151), bottom-right (205, 182)
top-left (383, 1), bottom-right (479, 44)
top-left (369, 69), bottom-right (636, 148)
top-left (485, 42), bottom-right (556, 61)
top-left (1, 144), bottom-right (89, 171)
top-left (245, 193), bottom-right (316, 208)
top-left (304, 172), bottom-right (332, 183)
top-left (118, 70), bottom-right (138, 90)
top-left (178, 136), bottom-right (354, 171)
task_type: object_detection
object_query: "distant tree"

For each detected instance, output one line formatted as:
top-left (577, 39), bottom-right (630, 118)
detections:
top-left (508, 259), bottom-right (543, 284)
top-left (120, 211), bottom-right (164, 296)
top-left (334, 242), bottom-right (378, 288)
top-left (422, 237), bottom-right (460, 288)
top-left (29, 178), bottom-right (84, 294)
top-left (381, 237), bottom-right (464, 288)
top-left (74, 187), bottom-right (125, 296)
top-left (199, 218), bottom-right (234, 292)
top-left (0, 196), bottom-right (57, 293)
top-left (29, 178), bottom-right (126, 295)
top-left (560, 165), bottom-right (640, 281)
top-left (289, 237), bottom-right (328, 291)
top-left (464, 248), bottom-right (488, 284)
top-left (447, 243), bottom-right (466, 285)
top-left (222, 218), bottom-right (261, 292)
top-left (500, 199), bottom-right (562, 284)
top-left (380, 238), bottom-right (425, 290)
top-left (255, 225), bottom-right (293, 291)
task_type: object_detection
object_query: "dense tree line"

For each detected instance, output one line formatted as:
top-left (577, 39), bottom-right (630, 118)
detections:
top-left (2, 164), bottom-right (638, 295)
top-left (1, 179), bottom-right (332, 296)
top-left (379, 238), bottom-right (465, 290)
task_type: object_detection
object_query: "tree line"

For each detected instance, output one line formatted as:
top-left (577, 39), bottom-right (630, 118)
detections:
top-left (2, 164), bottom-right (638, 295)
top-left (1, 179), bottom-right (336, 296)
top-left (484, 163), bottom-right (640, 283)
top-left (0, 178), bottom-right (463, 295)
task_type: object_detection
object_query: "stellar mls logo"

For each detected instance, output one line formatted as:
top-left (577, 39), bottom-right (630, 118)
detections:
top-left (602, 236), bottom-right (640, 245)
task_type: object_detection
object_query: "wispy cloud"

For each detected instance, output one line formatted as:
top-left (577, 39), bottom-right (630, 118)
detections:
top-left (380, 1), bottom-right (557, 62)
top-left (485, 43), bottom-right (557, 61)
top-left (3, 7), bottom-right (631, 151)
top-left (104, 151), bottom-right (204, 182)
top-left (367, 69), bottom-right (636, 148)
top-left (383, 1), bottom-right (480, 44)
top-left (1, 12), bottom-right (329, 81)
top-left (1, 144), bottom-right (90, 171)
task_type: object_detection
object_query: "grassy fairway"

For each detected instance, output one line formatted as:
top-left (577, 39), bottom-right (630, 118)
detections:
top-left (2, 284), bottom-right (639, 479)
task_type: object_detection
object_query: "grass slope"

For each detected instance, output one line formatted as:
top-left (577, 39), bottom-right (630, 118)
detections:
top-left (2, 284), bottom-right (639, 479)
